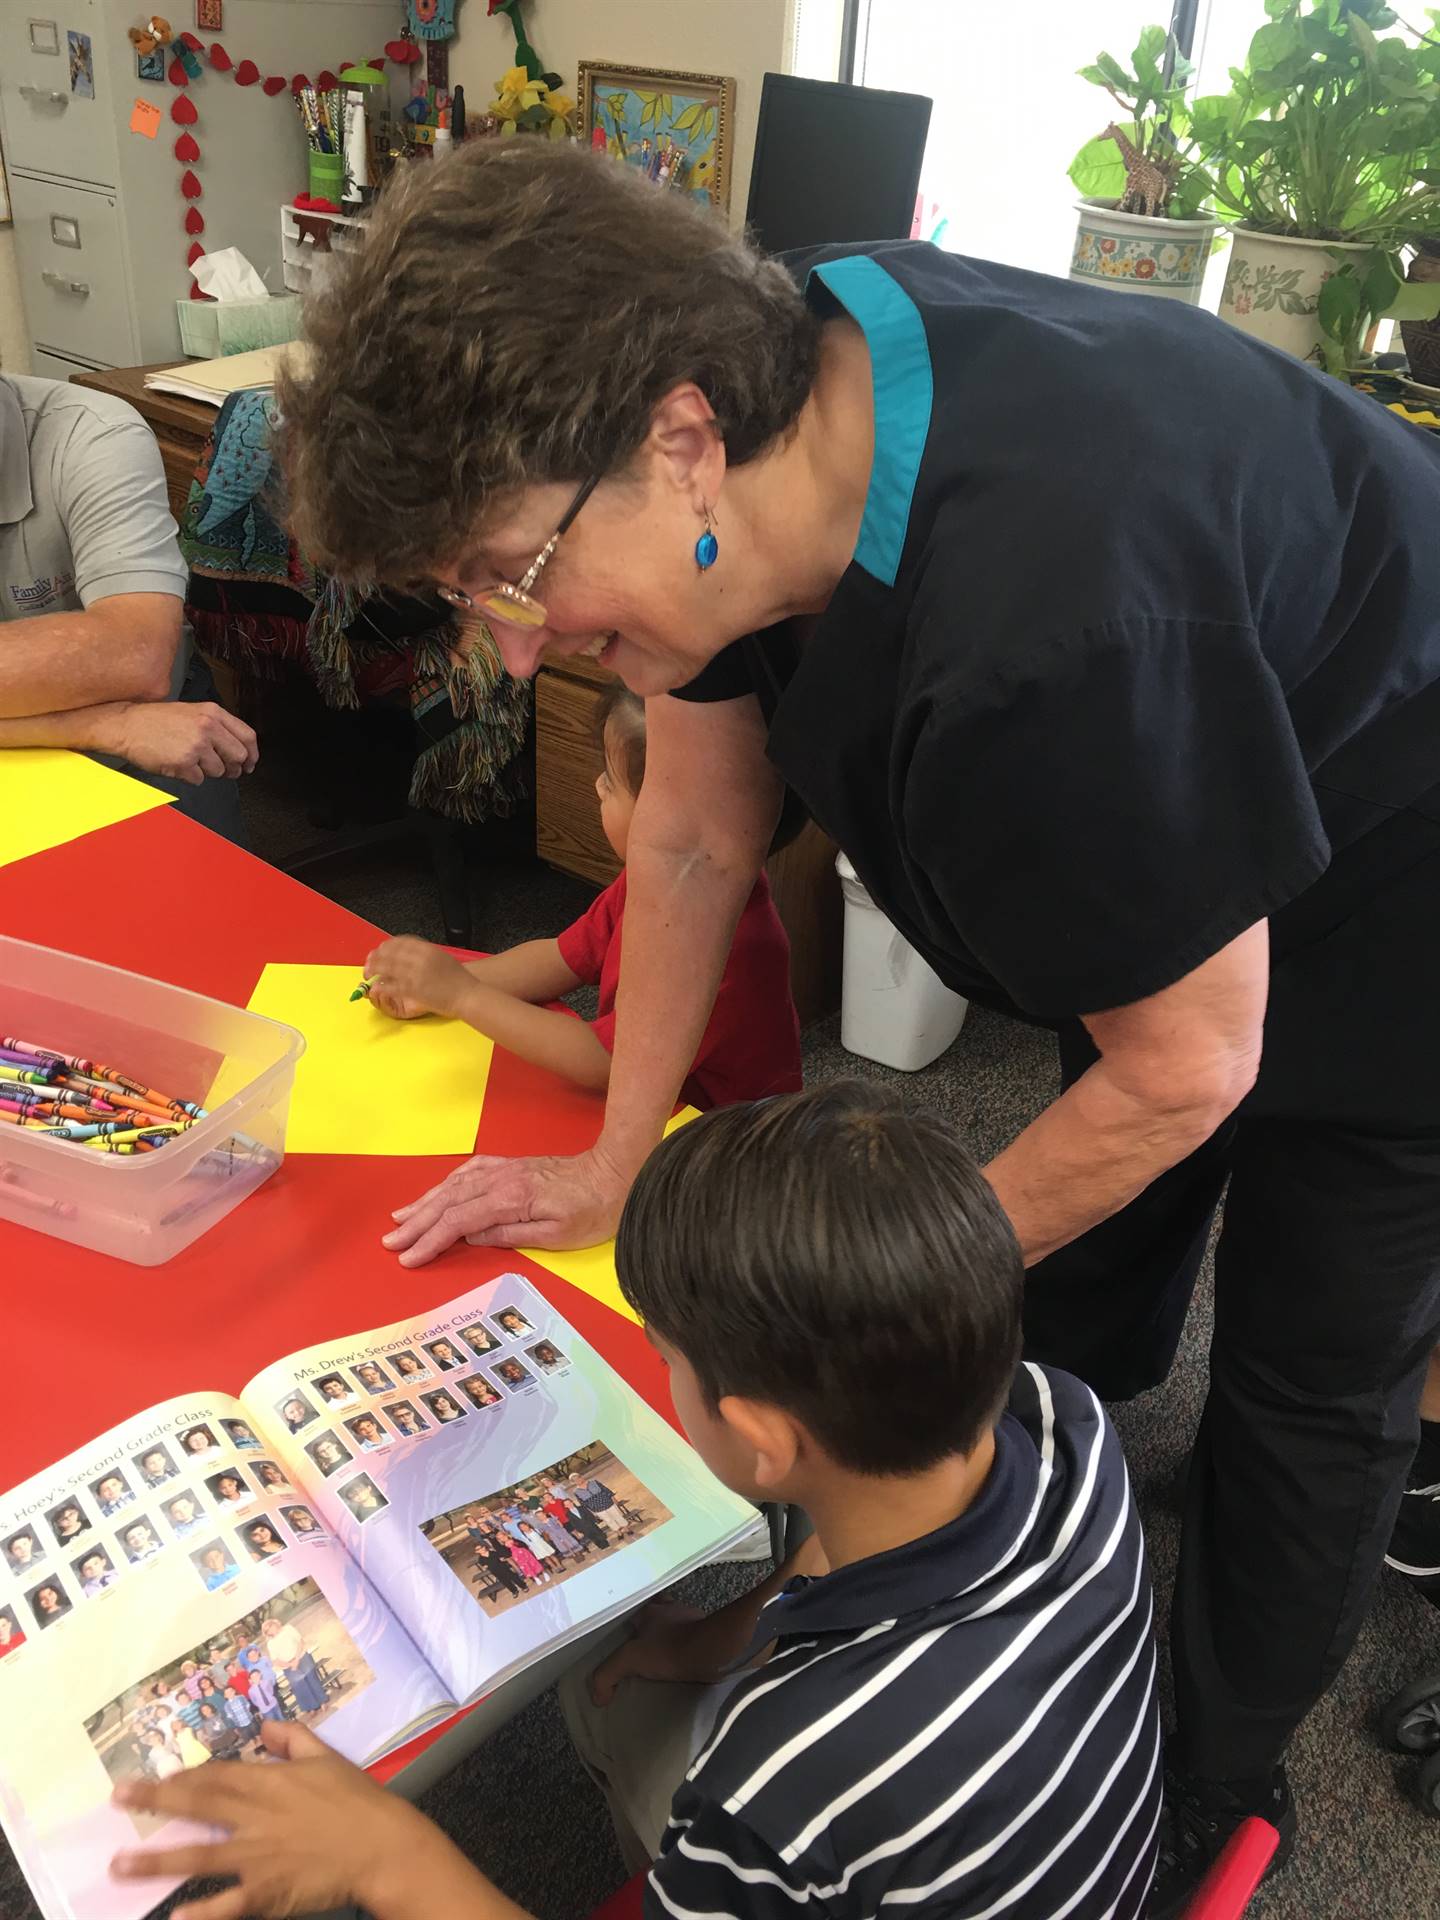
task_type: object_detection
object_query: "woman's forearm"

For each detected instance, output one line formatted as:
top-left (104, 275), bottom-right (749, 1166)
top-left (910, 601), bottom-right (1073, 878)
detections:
top-left (985, 1061), bottom-right (1233, 1266)
top-left (598, 838), bottom-right (760, 1176)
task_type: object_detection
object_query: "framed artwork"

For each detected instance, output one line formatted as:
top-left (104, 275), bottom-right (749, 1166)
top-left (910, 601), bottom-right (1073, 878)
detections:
top-left (579, 63), bottom-right (734, 213)
top-left (195, 0), bottom-right (222, 29)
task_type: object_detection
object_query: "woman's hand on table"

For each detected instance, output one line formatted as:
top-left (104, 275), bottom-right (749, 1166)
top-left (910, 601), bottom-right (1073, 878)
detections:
top-left (364, 935), bottom-right (473, 1020)
top-left (383, 1142), bottom-right (631, 1265)
top-left (108, 1721), bottom-right (486, 1920)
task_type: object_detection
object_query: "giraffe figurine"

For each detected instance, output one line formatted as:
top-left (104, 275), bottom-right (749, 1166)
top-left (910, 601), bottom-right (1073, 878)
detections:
top-left (1103, 123), bottom-right (1179, 219)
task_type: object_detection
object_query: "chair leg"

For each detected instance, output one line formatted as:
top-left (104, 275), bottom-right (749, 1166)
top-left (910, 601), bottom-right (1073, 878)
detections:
top-left (414, 809), bottom-right (473, 949)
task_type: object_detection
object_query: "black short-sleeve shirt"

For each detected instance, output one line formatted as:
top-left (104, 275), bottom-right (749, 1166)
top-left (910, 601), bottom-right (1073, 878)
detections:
top-left (676, 242), bottom-right (1440, 1054)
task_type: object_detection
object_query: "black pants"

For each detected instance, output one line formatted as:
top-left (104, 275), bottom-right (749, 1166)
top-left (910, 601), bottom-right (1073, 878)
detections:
top-left (1022, 828), bottom-right (1440, 1783)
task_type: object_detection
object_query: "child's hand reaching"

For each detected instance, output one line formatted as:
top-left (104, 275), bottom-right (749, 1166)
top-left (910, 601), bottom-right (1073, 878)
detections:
top-left (108, 1721), bottom-right (475, 1919)
top-left (364, 936), bottom-right (474, 1021)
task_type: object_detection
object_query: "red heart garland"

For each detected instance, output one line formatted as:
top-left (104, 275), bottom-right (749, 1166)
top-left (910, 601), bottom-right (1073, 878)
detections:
top-left (262, 75), bottom-right (286, 95)
top-left (291, 73), bottom-right (310, 93)
top-left (168, 56), bottom-right (189, 85)
top-left (316, 70), bottom-right (338, 91)
top-left (180, 169), bottom-right (203, 199)
top-left (385, 38), bottom-right (422, 62)
top-left (171, 93), bottom-right (198, 123)
top-left (178, 31), bottom-right (202, 50)
top-left (174, 131), bottom-right (200, 162)
top-left (185, 206), bottom-right (205, 234)
top-left (190, 283), bottom-right (208, 300)
top-left (209, 43), bottom-right (232, 71)
top-left (234, 59), bottom-right (259, 86)
top-left (187, 241), bottom-right (205, 267)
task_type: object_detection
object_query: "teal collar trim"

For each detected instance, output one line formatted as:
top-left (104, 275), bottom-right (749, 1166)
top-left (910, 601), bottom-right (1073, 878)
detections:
top-left (808, 255), bottom-right (933, 589)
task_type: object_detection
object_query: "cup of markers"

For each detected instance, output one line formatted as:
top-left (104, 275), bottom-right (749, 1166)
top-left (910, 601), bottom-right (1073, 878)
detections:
top-left (0, 1038), bottom-right (207, 1157)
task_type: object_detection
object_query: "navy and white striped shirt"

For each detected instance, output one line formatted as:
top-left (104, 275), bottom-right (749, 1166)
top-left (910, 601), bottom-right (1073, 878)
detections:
top-left (647, 1363), bottom-right (1160, 1920)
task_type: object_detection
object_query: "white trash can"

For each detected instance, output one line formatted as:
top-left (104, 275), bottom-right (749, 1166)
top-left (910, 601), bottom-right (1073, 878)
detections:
top-left (836, 852), bottom-right (968, 1072)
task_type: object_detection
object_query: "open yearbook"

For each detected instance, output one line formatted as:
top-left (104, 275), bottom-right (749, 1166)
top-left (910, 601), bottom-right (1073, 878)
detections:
top-left (0, 1274), bottom-right (757, 1920)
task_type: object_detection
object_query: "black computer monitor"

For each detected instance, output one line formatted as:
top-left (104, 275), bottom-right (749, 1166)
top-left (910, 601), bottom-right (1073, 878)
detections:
top-left (745, 73), bottom-right (933, 256)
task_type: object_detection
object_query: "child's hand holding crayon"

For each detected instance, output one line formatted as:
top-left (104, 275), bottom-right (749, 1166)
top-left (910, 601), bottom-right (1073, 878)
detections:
top-left (363, 937), bottom-right (475, 1021)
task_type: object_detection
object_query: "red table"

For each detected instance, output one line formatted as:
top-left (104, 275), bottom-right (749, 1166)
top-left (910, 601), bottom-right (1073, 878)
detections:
top-left (0, 803), bottom-right (673, 1785)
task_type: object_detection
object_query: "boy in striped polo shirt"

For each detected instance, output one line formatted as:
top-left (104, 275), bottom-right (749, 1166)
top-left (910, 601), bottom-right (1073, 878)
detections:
top-left (108, 1082), bottom-right (1161, 1920)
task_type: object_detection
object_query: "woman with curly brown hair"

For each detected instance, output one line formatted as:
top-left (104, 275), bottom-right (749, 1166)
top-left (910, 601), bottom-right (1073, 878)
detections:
top-left (278, 138), bottom-right (1440, 1908)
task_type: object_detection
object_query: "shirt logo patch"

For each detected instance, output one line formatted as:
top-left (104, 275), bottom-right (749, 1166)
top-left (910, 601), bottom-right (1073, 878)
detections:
top-left (10, 573), bottom-right (73, 608)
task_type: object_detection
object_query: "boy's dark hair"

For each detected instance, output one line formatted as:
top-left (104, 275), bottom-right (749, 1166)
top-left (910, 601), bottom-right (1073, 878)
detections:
top-left (594, 683), bottom-right (646, 797)
top-left (616, 1081), bottom-right (1024, 1474)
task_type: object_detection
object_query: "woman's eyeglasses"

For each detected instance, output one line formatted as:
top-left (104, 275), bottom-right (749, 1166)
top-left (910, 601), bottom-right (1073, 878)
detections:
top-left (436, 475), bottom-right (599, 630)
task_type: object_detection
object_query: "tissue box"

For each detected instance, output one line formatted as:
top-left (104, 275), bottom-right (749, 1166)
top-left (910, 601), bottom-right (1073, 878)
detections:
top-left (176, 293), bottom-right (302, 359)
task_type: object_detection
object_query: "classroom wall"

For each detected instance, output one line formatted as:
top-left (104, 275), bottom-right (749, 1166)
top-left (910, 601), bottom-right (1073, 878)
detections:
top-left (0, 227), bottom-right (31, 376)
top-left (446, 0), bottom-right (796, 222)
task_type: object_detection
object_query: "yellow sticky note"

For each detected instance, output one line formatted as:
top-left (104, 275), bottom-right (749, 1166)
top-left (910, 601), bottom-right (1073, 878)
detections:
top-left (524, 1108), bottom-right (700, 1324)
top-left (244, 963), bottom-right (493, 1156)
top-left (0, 749), bottom-right (172, 869)
top-left (130, 98), bottom-right (161, 138)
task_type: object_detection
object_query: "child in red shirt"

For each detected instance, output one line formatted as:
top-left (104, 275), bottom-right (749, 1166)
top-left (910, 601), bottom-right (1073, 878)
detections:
top-left (363, 687), bottom-right (801, 1108)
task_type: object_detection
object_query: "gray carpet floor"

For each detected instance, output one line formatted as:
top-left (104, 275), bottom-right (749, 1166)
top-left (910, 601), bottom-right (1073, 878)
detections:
top-left (3, 763), bottom-right (1436, 1919)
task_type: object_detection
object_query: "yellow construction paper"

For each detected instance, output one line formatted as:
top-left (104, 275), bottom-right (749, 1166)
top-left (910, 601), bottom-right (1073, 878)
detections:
top-left (0, 749), bottom-right (172, 868)
top-left (524, 1108), bottom-right (700, 1323)
top-left (243, 963), bottom-right (493, 1156)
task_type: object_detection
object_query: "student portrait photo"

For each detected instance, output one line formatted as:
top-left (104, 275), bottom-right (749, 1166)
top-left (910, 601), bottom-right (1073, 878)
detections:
top-left (250, 1459), bottom-right (291, 1495)
top-left (132, 1443), bottom-right (179, 1489)
top-left (90, 1471), bottom-right (136, 1519)
top-left (26, 1578), bottom-right (72, 1628)
top-left (419, 1388), bottom-right (467, 1425)
top-left (239, 1518), bottom-right (287, 1563)
top-left (459, 1322), bottom-right (499, 1358)
top-left (3, 1526), bottom-right (44, 1574)
top-left (389, 1349), bottom-right (430, 1382)
top-left (489, 1306), bottom-right (536, 1342)
top-left (206, 1468), bottom-right (253, 1513)
top-left (179, 1423), bottom-right (222, 1460)
top-left (45, 1498), bottom-right (91, 1547)
top-left (337, 1474), bottom-right (389, 1524)
top-left (343, 1412), bottom-right (388, 1453)
top-left (163, 1490), bottom-right (208, 1539)
top-left (525, 1340), bottom-right (568, 1374)
top-left (73, 1545), bottom-right (120, 1596)
top-left (304, 1431), bottom-right (354, 1478)
top-left (120, 1517), bottom-right (165, 1565)
top-left (382, 1400), bottom-right (429, 1437)
top-left (0, 1605), bottom-right (24, 1659)
top-left (314, 1373), bottom-right (358, 1410)
top-left (459, 1374), bottom-right (502, 1411)
top-left (421, 1338), bottom-right (464, 1373)
top-left (191, 1540), bottom-right (240, 1592)
top-left (221, 1419), bottom-right (262, 1452)
top-left (351, 1360), bottom-right (394, 1396)
top-left (281, 1504), bottom-right (325, 1538)
top-left (491, 1358), bottom-right (535, 1393)
top-left (277, 1391), bottom-right (319, 1434)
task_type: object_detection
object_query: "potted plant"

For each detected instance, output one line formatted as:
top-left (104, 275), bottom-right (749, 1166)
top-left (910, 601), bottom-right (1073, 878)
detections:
top-left (1193, 0), bottom-right (1440, 370)
top-left (1067, 25), bottom-right (1221, 303)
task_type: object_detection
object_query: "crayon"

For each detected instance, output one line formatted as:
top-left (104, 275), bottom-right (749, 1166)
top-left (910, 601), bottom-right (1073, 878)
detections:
top-left (349, 981), bottom-right (371, 1002)
top-left (82, 1130), bottom-right (174, 1152)
top-left (0, 1064), bottom-right (54, 1088)
top-left (46, 1118), bottom-right (187, 1142)
top-left (0, 1046), bottom-right (58, 1073)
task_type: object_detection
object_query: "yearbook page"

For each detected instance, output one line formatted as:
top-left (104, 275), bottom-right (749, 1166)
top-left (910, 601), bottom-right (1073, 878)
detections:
top-left (0, 1393), bottom-right (454, 1920)
top-left (241, 1274), bottom-right (760, 1704)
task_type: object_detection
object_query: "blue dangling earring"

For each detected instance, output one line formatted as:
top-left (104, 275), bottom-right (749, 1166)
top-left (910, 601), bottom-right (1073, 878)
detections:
top-left (695, 505), bottom-right (719, 572)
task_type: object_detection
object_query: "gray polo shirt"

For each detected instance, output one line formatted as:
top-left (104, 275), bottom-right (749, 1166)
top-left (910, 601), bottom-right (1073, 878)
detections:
top-left (0, 374), bottom-right (187, 623)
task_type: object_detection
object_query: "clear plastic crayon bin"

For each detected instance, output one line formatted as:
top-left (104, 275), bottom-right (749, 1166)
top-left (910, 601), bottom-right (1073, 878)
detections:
top-left (0, 937), bottom-right (304, 1266)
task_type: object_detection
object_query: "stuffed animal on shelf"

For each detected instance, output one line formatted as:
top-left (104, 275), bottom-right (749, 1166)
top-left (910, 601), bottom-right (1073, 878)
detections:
top-left (127, 14), bottom-right (173, 57)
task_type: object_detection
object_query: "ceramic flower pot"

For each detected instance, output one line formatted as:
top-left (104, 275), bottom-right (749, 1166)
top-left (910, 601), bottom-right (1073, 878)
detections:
top-left (1219, 227), bottom-right (1372, 363)
top-left (1069, 200), bottom-right (1217, 304)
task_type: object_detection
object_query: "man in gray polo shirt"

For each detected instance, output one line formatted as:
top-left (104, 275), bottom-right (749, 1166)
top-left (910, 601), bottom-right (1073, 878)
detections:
top-left (0, 373), bottom-right (256, 829)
